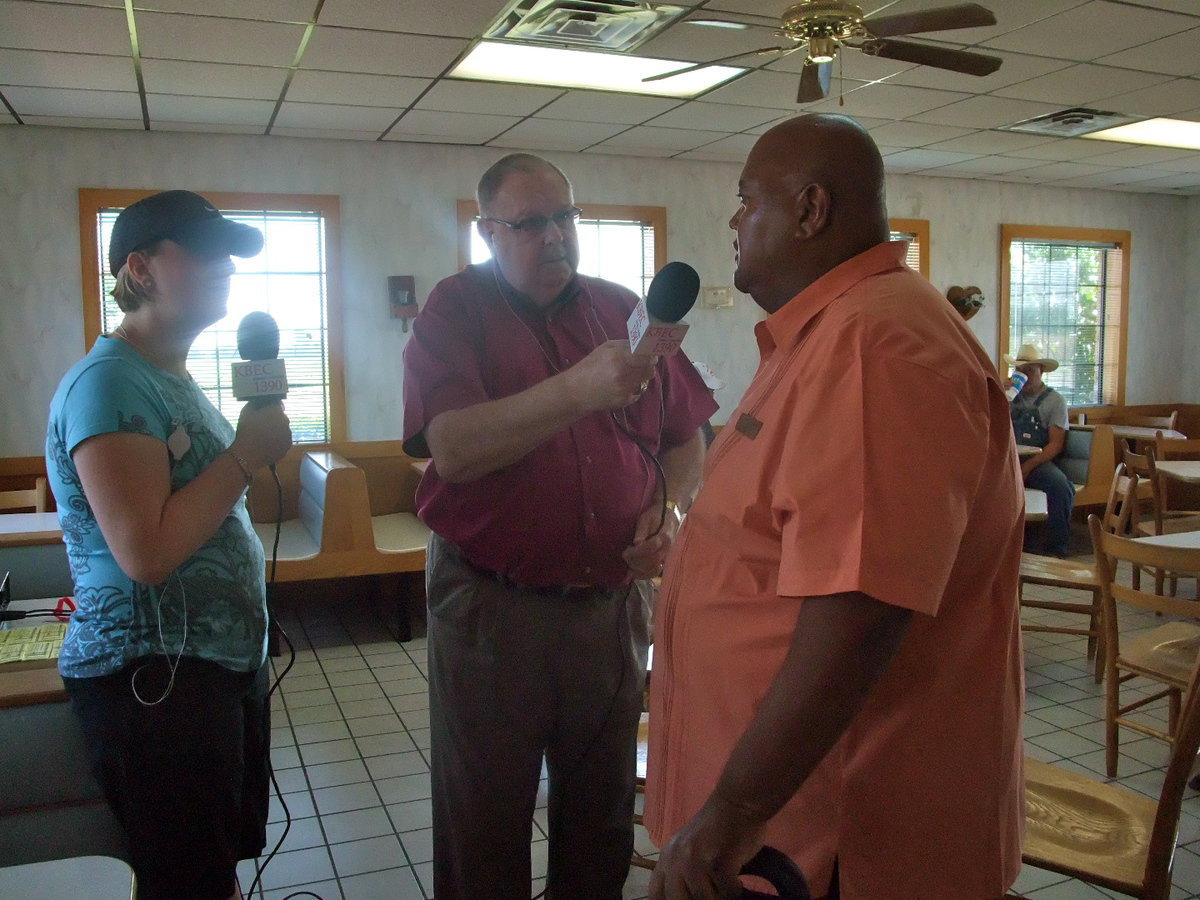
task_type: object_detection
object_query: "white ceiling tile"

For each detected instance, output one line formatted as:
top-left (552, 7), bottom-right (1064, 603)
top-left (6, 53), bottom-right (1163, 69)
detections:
top-left (21, 114), bottom-right (143, 130)
top-left (270, 101), bottom-right (402, 132)
top-left (594, 125), bottom-right (730, 152)
top-left (924, 130), bottom-right (1053, 154)
top-left (155, 121), bottom-right (265, 135)
top-left (908, 95), bottom-right (1063, 129)
top-left (645, 100), bottom-right (782, 132)
top-left (992, 64), bottom-right (1172, 106)
top-left (916, 155), bottom-right (1049, 176)
top-left (133, 0), bottom-right (315, 22)
top-left (286, 71), bottom-right (428, 108)
top-left (385, 109), bottom-right (519, 142)
top-left (538, 92), bottom-right (684, 125)
top-left (806, 83), bottom-right (971, 120)
top-left (587, 144), bottom-right (678, 159)
top-left (882, 148), bottom-right (984, 170)
top-left (416, 80), bottom-right (563, 117)
top-left (269, 126), bottom-right (383, 141)
top-left (302, 26), bottom-right (468, 78)
top-left (1119, 0), bottom-right (1200, 13)
top-left (1080, 144), bottom-right (1197, 167)
top-left (147, 94), bottom-right (274, 125)
top-left (136, 11), bottom-right (306, 67)
top-left (676, 147), bottom-right (752, 163)
top-left (487, 118), bottom-right (630, 152)
top-left (886, 50), bottom-right (1072, 93)
top-left (317, 0), bottom-right (499, 39)
top-left (1155, 154), bottom-right (1200, 173)
top-left (703, 69), bottom-right (836, 110)
top-left (1006, 138), bottom-right (1127, 161)
top-left (141, 59), bottom-right (288, 101)
top-left (1113, 170), bottom-right (1200, 191)
top-left (674, 132), bottom-right (758, 159)
top-left (0, 0), bottom-right (130, 54)
top-left (0, 49), bottom-right (136, 92)
top-left (1002, 160), bottom-right (1117, 181)
top-left (1099, 27), bottom-right (1200, 77)
top-left (3, 85), bottom-right (141, 118)
top-left (1101, 78), bottom-right (1200, 118)
top-left (1050, 167), bottom-right (1187, 187)
top-left (982, 2), bottom-right (1196, 60)
top-left (867, 121), bottom-right (975, 148)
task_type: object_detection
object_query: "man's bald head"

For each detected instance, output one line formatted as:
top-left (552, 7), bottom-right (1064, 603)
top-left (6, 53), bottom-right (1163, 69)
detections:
top-left (730, 114), bottom-right (890, 312)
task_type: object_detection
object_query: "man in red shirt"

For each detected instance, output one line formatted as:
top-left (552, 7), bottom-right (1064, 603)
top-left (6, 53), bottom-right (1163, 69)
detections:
top-left (402, 153), bottom-right (714, 899)
top-left (646, 116), bottom-right (1024, 899)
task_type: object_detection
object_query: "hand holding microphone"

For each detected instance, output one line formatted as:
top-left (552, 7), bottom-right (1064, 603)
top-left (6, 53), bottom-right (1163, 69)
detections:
top-left (229, 311), bottom-right (293, 471)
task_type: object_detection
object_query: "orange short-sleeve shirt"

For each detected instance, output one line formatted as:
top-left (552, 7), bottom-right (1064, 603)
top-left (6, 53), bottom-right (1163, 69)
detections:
top-left (645, 242), bottom-right (1025, 899)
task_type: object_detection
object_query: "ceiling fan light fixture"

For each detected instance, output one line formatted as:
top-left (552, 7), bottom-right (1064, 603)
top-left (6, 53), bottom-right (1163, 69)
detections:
top-left (808, 37), bottom-right (838, 62)
top-left (780, 1), bottom-right (865, 42)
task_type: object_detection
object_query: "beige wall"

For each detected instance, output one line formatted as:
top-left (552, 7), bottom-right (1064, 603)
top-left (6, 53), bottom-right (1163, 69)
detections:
top-left (0, 125), bottom-right (1195, 456)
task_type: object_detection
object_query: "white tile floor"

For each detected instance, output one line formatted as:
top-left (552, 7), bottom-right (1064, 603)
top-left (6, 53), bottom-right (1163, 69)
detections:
top-left (240, 531), bottom-right (1200, 900)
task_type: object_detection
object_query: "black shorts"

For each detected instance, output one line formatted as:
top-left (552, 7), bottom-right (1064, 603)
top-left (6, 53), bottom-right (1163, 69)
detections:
top-left (64, 655), bottom-right (272, 900)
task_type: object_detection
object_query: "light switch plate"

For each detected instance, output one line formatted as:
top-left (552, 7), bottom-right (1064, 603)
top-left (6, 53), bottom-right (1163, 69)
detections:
top-left (700, 286), bottom-right (733, 309)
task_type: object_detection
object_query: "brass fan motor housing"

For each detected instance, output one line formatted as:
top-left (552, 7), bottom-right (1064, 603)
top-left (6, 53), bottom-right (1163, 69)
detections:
top-left (779, 1), bottom-right (867, 42)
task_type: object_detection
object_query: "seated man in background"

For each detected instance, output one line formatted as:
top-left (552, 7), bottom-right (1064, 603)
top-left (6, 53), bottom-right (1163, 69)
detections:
top-left (1008, 343), bottom-right (1074, 557)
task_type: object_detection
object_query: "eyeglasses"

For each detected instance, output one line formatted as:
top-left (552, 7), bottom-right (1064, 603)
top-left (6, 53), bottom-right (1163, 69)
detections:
top-left (481, 207), bottom-right (582, 235)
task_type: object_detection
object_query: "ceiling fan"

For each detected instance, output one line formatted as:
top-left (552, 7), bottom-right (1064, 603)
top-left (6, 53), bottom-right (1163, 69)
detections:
top-left (643, 1), bottom-right (1002, 103)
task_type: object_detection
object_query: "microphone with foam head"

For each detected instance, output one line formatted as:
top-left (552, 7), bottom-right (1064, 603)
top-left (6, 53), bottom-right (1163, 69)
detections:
top-left (627, 261), bottom-right (700, 357)
top-left (232, 311), bottom-right (289, 406)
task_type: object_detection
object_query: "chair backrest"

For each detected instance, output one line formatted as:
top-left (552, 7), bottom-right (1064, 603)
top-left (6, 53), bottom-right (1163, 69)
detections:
top-left (0, 477), bottom-right (48, 514)
top-left (1088, 515), bottom-right (1200, 898)
top-left (1096, 462), bottom-right (1137, 538)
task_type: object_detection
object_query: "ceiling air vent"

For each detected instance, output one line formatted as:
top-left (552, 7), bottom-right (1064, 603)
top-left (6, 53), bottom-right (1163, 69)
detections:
top-left (485, 0), bottom-right (687, 52)
top-left (999, 107), bottom-right (1141, 138)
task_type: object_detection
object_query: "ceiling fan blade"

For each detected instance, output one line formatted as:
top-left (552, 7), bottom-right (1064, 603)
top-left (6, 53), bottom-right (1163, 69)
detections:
top-left (860, 39), bottom-right (1002, 76)
top-left (796, 60), bottom-right (831, 103)
top-left (641, 46), bottom-right (788, 82)
top-left (864, 3), bottom-right (996, 39)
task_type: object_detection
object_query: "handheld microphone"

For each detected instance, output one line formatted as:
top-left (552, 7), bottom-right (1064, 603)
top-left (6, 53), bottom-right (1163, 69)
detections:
top-left (627, 261), bottom-right (700, 356)
top-left (232, 311), bottom-right (288, 406)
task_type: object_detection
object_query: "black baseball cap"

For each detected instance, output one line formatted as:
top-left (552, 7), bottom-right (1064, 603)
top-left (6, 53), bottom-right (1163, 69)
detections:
top-left (108, 190), bottom-right (264, 276)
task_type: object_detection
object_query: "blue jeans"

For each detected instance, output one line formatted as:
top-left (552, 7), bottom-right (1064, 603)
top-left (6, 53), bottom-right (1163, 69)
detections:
top-left (1027, 461), bottom-right (1076, 556)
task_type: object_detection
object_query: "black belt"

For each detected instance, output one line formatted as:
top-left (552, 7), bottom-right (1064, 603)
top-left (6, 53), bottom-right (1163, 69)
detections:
top-left (463, 556), bottom-right (602, 599)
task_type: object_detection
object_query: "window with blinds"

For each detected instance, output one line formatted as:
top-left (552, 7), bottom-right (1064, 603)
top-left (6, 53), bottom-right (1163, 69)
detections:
top-left (888, 218), bottom-right (929, 277)
top-left (460, 202), bottom-right (666, 297)
top-left (1001, 226), bottom-right (1130, 406)
top-left (79, 190), bottom-right (345, 443)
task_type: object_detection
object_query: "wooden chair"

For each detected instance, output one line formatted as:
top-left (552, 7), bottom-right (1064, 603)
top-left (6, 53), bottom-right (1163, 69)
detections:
top-left (1123, 446), bottom-right (1193, 596)
top-left (1089, 515), bottom-right (1200, 777)
top-left (1152, 433), bottom-right (1200, 528)
top-left (1019, 464), bottom-right (1138, 682)
top-left (1023, 648), bottom-right (1200, 900)
top-left (0, 477), bottom-right (48, 514)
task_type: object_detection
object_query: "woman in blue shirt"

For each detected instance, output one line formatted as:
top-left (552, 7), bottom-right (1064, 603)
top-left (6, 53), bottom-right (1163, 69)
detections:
top-left (46, 191), bottom-right (292, 900)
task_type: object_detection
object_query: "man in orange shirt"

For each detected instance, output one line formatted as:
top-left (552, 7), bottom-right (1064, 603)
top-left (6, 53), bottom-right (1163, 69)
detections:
top-left (645, 115), bottom-right (1025, 899)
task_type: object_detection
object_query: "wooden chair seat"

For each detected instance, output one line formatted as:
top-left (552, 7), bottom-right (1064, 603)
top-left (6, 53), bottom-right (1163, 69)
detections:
top-left (1119, 621), bottom-right (1200, 686)
top-left (1024, 757), bottom-right (1158, 896)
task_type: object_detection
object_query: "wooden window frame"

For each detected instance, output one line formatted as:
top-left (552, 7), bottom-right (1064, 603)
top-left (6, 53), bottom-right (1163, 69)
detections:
top-left (77, 188), bottom-right (347, 442)
top-left (999, 223), bottom-right (1131, 406)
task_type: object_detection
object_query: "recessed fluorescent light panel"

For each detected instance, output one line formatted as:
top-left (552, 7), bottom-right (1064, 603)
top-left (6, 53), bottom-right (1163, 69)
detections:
top-left (450, 41), bottom-right (744, 97)
top-left (1081, 117), bottom-right (1200, 152)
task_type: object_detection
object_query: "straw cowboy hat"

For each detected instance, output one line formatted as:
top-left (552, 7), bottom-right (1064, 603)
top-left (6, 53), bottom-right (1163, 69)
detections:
top-left (1004, 343), bottom-right (1059, 373)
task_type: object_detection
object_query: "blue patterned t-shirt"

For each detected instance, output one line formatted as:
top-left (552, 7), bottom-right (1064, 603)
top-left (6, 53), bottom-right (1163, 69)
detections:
top-left (46, 336), bottom-right (268, 678)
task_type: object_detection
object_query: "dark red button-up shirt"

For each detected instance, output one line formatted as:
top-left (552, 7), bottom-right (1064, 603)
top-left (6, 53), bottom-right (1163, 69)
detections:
top-left (402, 263), bottom-right (716, 588)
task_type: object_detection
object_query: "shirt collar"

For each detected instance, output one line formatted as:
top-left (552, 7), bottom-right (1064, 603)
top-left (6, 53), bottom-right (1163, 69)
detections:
top-left (755, 240), bottom-right (910, 355)
top-left (482, 259), bottom-right (581, 318)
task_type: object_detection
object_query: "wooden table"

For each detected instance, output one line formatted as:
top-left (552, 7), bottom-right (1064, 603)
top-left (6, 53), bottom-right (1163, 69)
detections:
top-left (1156, 461), bottom-right (1200, 485)
top-left (0, 512), bottom-right (62, 548)
top-left (1074, 424), bottom-right (1186, 442)
top-left (1017, 444), bottom-right (1041, 458)
top-left (1132, 530), bottom-right (1200, 550)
